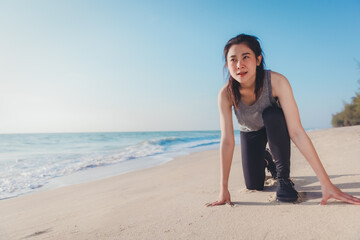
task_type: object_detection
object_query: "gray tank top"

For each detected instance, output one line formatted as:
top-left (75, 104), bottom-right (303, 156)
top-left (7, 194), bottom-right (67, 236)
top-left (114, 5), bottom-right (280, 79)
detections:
top-left (234, 69), bottom-right (279, 132)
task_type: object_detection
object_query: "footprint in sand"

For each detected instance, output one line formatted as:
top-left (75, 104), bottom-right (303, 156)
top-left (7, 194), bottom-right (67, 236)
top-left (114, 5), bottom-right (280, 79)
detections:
top-left (264, 176), bottom-right (277, 187)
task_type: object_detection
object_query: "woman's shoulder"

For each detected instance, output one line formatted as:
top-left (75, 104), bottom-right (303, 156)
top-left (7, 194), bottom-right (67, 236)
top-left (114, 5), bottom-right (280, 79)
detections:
top-left (218, 85), bottom-right (232, 107)
top-left (270, 70), bottom-right (288, 82)
top-left (269, 70), bottom-right (291, 97)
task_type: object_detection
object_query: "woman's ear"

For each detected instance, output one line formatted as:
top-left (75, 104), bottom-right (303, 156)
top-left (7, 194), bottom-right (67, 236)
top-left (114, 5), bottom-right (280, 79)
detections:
top-left (257, 55), bottom-right (262, 66)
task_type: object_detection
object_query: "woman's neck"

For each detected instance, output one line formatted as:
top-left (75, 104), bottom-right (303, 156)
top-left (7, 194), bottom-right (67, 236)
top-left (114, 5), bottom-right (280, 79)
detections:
top-left (239, 83), bottom-right (256, 96)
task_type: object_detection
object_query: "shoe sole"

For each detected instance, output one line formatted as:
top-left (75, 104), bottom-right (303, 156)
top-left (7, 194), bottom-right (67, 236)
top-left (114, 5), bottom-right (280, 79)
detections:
top-left (277, 196), bottom-right (298, 202)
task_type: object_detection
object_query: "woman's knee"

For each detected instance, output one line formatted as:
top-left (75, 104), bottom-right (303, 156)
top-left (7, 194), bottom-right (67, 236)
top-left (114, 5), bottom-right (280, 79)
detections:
top-left (243, 172), bottom-right (265, 191)
top-left (246, 183), bottom-right (264, 191)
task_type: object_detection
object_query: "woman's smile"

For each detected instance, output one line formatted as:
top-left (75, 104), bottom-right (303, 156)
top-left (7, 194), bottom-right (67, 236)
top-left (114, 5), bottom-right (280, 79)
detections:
top-left (237, 71), bottom-right (248, 77)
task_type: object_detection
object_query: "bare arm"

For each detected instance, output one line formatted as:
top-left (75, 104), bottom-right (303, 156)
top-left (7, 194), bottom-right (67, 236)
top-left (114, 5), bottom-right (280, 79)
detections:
top-left (218, 86), bottom-right (235, 189)
top-left (206, 86), bottom-right (235, 207)
top-left (272, 72), bottom-right (360, 205)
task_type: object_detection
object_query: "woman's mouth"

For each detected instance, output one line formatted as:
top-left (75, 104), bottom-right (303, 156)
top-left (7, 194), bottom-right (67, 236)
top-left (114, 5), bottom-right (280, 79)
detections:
top-left (237, 72), bottom-right (247, 77)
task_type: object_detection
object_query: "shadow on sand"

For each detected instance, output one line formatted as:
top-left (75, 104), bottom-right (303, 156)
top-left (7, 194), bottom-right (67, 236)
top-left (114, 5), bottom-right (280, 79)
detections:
top-left (229, 174), bottom-right (360, 206)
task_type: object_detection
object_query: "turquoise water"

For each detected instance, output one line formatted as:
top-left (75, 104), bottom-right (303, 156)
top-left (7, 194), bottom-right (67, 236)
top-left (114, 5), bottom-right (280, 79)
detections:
top-left (0, 131), bottom-right (241, 199)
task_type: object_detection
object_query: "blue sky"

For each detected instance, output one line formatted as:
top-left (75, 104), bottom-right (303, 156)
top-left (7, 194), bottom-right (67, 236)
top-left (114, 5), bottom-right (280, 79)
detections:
top-left (1, 0), bottom-right (359, 133)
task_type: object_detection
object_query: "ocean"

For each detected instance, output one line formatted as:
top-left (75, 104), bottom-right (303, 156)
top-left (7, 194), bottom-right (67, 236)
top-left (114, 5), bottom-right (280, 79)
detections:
top-left (0, 131), bottom-right (241, 200)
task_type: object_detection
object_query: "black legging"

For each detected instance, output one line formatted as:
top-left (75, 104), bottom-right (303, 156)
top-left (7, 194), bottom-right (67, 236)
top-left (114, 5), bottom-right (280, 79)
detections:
top-left (240, 106), bottom-right (291, 190)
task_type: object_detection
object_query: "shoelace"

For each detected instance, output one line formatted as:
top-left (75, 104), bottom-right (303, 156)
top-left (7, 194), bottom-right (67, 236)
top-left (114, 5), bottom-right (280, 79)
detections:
top-left (280, 178), bottom-right (295, 187)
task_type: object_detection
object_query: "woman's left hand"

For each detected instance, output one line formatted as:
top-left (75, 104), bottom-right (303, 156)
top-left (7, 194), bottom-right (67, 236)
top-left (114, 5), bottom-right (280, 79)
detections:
top-left (320, 183), bottom-right (360, 205)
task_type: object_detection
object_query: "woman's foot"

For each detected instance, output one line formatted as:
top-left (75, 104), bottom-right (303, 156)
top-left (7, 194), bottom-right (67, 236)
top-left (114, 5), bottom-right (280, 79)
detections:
top-left (276, 178), bottom-right (298, 202)
top-left (264, 148), bottom-right (277, 179)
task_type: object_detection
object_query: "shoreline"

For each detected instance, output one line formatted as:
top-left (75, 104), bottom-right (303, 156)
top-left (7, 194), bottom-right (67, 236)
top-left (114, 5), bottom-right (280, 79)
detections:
top-left (5, 141), bottom-right (222, 200)
top-left (1, 125), bottom-right (360, 239)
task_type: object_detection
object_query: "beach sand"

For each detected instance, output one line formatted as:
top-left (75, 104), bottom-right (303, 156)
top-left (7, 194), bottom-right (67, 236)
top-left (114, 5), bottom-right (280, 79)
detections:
top-left (1, 126), bottom-right (360, 239)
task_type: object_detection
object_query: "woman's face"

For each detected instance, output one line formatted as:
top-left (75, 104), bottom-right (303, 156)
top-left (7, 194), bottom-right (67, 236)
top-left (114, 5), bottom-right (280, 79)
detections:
top-left (226, 43), bottom-right (262, 87)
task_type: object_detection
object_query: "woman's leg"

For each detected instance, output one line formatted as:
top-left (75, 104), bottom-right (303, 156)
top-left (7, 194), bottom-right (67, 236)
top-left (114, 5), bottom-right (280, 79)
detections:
top-left (262, 106), bottom-right (291, 179)
top-left (240, 128), bottom-right (268, 190)
top-left (262, 106), bottom-right (298, 202)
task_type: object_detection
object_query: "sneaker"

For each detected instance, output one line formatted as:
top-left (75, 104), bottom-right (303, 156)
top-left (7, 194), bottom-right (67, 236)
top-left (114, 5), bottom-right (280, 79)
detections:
top-left (264, 148), bottom-right (277, 179)
top-left (276, 178), bottom-right (298, 202)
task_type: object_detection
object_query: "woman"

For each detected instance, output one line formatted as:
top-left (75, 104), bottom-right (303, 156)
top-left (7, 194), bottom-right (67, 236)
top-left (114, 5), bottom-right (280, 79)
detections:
top-left (207, 34), bottom-right (360, 206)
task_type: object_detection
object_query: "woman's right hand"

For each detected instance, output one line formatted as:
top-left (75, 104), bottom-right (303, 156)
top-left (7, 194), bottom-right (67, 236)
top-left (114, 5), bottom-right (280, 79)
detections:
top-left (205, 188), bottom-right (233, 207)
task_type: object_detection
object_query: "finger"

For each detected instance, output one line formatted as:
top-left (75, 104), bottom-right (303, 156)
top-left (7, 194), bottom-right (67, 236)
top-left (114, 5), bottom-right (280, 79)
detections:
top-left (320, 195), bottom-right (329, 205)
top-left (342, 195), bottom-right (360, 205)
top-left (351, 196), bottom-right (360, 203)
top-left (205, 201), bottom-right (219, 207)
top-left (346, 199), bottom-right (360, 205)
top-left (204, 201), bottom-right (218, 207)
top-left (336, 192), bottom-right (353, 202)
top-left (211, 201), bottom-right (226, 206)
top-left (347, 194), bottom-right (360, 202)
top-left (208, 203), bottom-right (224, 207)
top-left (205, 200), bottom-right (225, 207)
top-left (336, 192), bottom-right (360, 202)
top-left (328, 191), bottom-right (351, 203)
top-left (343, 194), bottom-right (360, 203)
top-left (330, 192), bottom-right (360, 205)
top-left (342, 197), bottom-right (360, 205)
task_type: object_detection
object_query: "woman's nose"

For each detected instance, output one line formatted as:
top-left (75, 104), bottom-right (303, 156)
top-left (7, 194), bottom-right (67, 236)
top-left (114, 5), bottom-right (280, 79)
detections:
top-left (236, 60), bottom-right (242, 69)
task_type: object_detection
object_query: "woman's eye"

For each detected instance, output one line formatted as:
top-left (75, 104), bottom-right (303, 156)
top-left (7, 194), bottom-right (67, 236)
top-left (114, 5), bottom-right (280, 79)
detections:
top-left (230, 59), bottom-right (235, 62)
top-left (243, 56), bottom-right (249, 59)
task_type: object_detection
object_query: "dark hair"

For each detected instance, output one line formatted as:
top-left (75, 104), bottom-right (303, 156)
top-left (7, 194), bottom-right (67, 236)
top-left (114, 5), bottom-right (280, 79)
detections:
top-left (223, 34), bottom-right (265, 110)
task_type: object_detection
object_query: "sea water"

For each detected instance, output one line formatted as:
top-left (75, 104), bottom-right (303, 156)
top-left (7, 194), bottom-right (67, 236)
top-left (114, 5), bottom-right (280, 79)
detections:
top-left (0, 131), bottom-right (241, 200)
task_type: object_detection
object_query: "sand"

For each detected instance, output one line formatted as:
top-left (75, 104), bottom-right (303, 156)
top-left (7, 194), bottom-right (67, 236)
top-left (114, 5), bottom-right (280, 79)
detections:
top-left (1, 125), bottom-right (360, 240)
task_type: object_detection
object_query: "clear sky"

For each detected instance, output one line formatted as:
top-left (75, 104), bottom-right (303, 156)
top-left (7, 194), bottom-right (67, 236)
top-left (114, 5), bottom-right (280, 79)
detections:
top-left (1, 0), bottom-right (360, 134)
